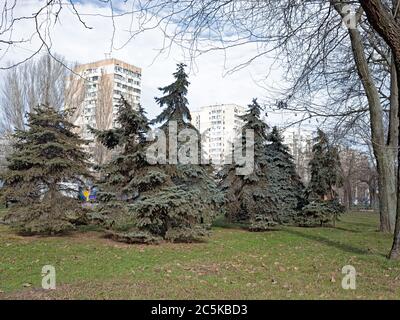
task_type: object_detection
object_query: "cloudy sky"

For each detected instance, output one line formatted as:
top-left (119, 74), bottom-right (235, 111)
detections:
top-left (0, 0), bottom-right (304, 128)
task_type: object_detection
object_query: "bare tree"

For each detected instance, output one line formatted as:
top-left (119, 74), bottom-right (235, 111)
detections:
top-left (0, 66), bottom-right (25, 132)
top-left (357, 0), bottom-right (400, 259)
top-left (339, 147), bottom-right (376, 210)
top-left (93, 70), bottom-right (114, 166)
top-left (65, 66), bottom-right (117, 167)
top-left (0, 1), bottom-right (92, 70)
top-left (0, 53), bottom-right (71, 133)
top-left (340, 147), bottom-right (357, 211)
top-left (64, 73), bottom-right (86, 125)
top-left (359, 157), bottom-right (379, 210)
top-left (338, 117), bottom-right (381, 210)
top-left (0, 133), bottom-right (12, 175)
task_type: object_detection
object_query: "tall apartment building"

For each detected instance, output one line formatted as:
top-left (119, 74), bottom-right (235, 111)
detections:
top-left (191, 104), bottom-right (246, 165)
top-left (66, 58), bottom-right (142, 164)
top-left (282, 127), bottom-right (314, 183)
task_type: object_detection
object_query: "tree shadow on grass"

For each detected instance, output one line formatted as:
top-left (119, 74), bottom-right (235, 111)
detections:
top-left (212, 216), bottom-right (249, 230)
top-left (333, 226), bottom-right (362, 233)
top-left (284, 228), bottom-right (372, 256)
top-left (340, 219), bottom-right (378, 229)
top-left (212, 219), bottom-right (283, 232)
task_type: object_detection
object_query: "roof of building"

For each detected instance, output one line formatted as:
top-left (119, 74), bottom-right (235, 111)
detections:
top-left (74, 58), bottom-right (141, 74)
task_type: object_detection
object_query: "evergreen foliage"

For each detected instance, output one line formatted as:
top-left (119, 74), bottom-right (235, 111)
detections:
top-left (0, 104), bottom-right (91, 234)
top-left (307, 129), bottom-right (342, 200)
top-left (298, 198), bottom-right (345, 227)
top-left (88, 97), bottom-right (151, 230)
top-left (297, 129), bottom-right (345, 227)
top-left (132, 63), bottom-right (222, 242)
top-left (264, 127), bottom-right (305, 224)
top-left (219, 99), bottom-right (277, 231)
top-left (95, 65), bottom-right (222, 243)
top-left (152, 63), bottom-right (192, 125)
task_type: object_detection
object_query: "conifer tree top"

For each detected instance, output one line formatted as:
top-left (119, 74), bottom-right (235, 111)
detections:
top-left (312, 129), bottom-right (329, 152)
top-left (90, 97), bottom-right (150, 151)
top-left (152, 63), bottom-right (191, 125)
top-left (241, 98), bottom-right (268, 140)
top-left (308, 128), bottom-right (342, 199)
top-left (267, 126), bottom-right (291, 154)
top-left (267, 126), bottom-right (283, 144)
top-left (222, 98), bottom-right (270, 181)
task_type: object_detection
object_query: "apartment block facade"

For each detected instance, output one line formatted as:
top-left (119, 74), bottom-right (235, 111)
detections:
top-left (282, 127), bottom-right (314, 183)
top-left (66, 58), bottom-right (142, 164)
top-left (191, 104), bottom-right (246, 165)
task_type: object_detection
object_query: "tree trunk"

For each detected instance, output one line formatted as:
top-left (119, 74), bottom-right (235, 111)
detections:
top-left (332, 1), bottom-right (397, 231)
top-left (358, 0), bottom-right (400, 257)
top-left (343, 180), bottom-right (352, 211)
top-left (347, 26), bottom-right (393, 232)
top-left (348, 182), bottom-right (353, 209)
top-left (389, 61), bottom-right (400, 259)
top-left (387, 58), bottom-right (399, 228)
top-left (390, 0), bottom-right (400, 258)
top-left (44, 54), bottom-right (51, 106)
top-left (344, 183), bottom-right (349, 211)
top-left (377, 154), bottom-right (396, 232)
top-left (368, 178), bottom-right (377, 209)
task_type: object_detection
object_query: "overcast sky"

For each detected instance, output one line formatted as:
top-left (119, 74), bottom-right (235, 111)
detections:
top-left (0, 0), bottom-right (310, 129)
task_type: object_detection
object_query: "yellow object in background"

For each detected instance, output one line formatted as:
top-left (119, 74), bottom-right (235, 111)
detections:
top-left (83, 189), bottom-right (90, 201)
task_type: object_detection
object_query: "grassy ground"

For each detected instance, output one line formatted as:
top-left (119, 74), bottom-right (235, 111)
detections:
top-left (0, 211), bottom-right (399, 299)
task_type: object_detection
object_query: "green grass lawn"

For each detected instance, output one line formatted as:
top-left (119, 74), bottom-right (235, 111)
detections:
top-left (0, 211), bottom-right (399, 299)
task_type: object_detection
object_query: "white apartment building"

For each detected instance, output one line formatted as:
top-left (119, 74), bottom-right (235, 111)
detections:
top-left (191, 104), bottom-right (246, 165)
top-left (66, 58), bottom-right (141, 164)
top-left (282, 127), bottom-right (314, 183)
top-left (66, 58), bottom-right (142, 141)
